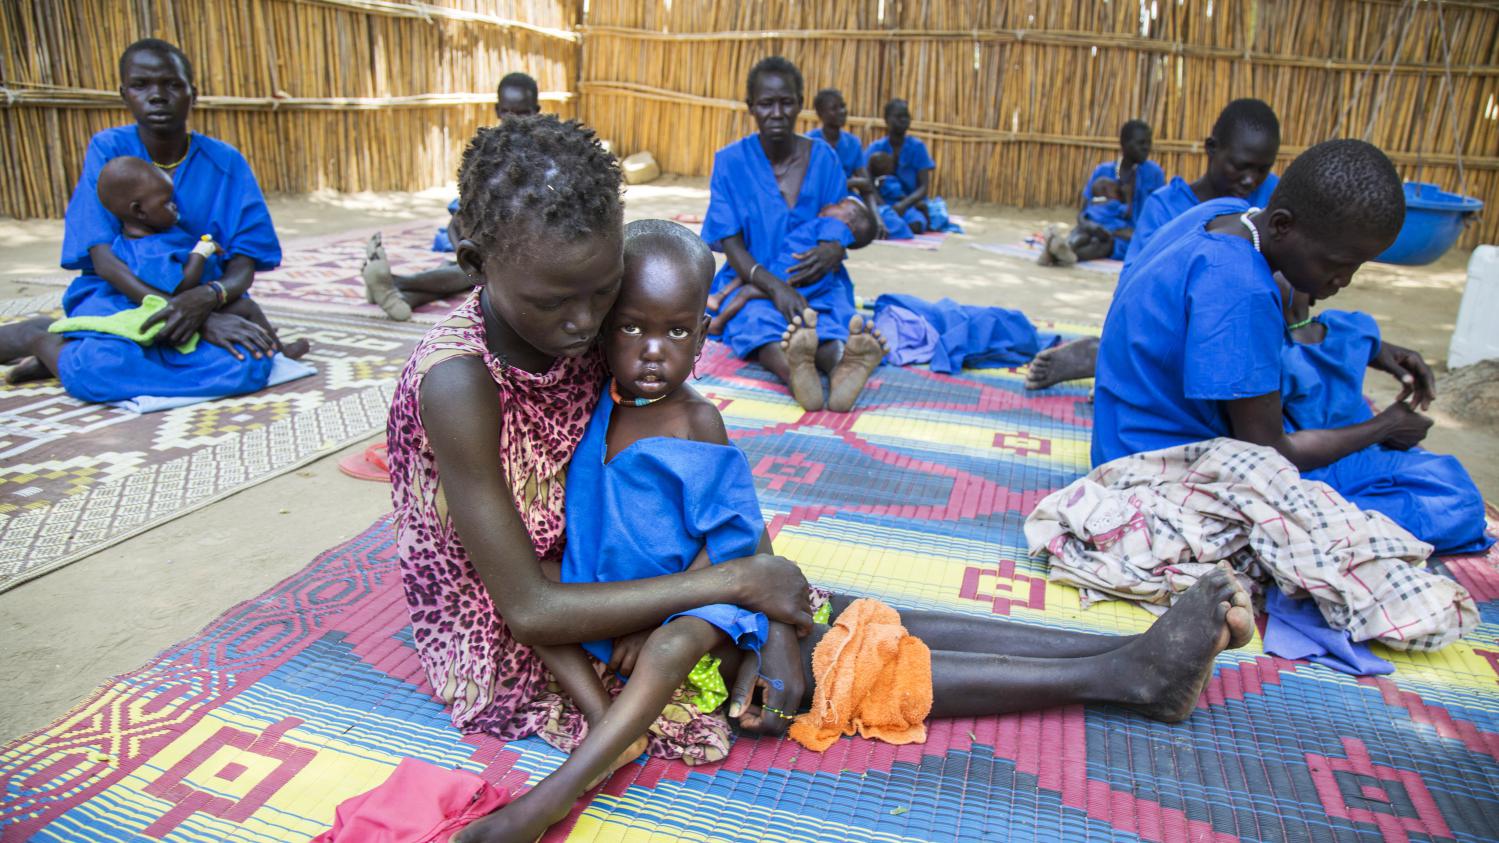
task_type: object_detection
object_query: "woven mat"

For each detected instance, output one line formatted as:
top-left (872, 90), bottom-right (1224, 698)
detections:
top-left (5, 339), bottom-right (1499, 842)
top-left (26, 220), bottom-right (472, 322)
top-left (870, 230), bottom-right (953, 251)
top-left (971, 241), bottom-right (1125, 275)
top-left (0, 291), bottom-right (427, 591)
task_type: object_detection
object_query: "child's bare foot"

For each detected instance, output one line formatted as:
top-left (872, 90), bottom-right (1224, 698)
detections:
top-left (1025, 336), bottom-right (1100, 390)
top-left (706, 278), bottom-right (741, 313)
top-left (780, 308), bottom-right (825, 411)
top-left (278, 338), bottom-right (312, 360)
top-left (361, 233), bottom-right (412, 321)
top-left (452, 789), bottom-right (567, 843)
top-left (5, 356), bottom-right (52, 385)
top-left (1118, 564), bottom-right (1254, 723)
top-left (827, 315), bottom-right (888, 413)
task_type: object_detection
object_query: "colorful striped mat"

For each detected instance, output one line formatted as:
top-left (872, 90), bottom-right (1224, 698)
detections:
top-left (4, 338), bottom-right (1498, 842)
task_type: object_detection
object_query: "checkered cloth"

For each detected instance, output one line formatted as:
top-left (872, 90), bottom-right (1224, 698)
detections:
top-left (1024, 438), bottom-right (1478, 651)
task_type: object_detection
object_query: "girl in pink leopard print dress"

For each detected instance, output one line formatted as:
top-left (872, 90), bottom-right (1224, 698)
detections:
top-left (384, 116), bottom-right (817, 767)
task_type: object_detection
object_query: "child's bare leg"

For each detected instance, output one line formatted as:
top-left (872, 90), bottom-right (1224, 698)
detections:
top-left (770, 308), bottom-right (824, 412)
top-left (392, 264), bottom-right (473, 309)
top-left (221, 299), bottom-right (310, 359)
top-left (456, 618), bottom-right (726, 843)
top-left (826, 316), bottom-right (888, 413)
top-left (5, 332), bottom-right (64, 385)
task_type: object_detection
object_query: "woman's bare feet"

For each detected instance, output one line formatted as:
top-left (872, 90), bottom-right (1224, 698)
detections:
top-left (4, 356), bottom-right (52, 385)
top-left (1025, 336), bottom-right (1100, 390)
top-left (827, 315), bottom-right (888, 413)
top-left (1118, 564), bottom-right (1254, 723)
top-left (0, 317), bottom-right (53, 364)
top-left (361, 233), bottom-right (412, 321)
top-left (780, 308), bottom-right (825, 412)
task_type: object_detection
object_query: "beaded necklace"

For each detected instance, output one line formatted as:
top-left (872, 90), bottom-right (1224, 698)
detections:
top-left (609, 379), bottom-right (669, 407)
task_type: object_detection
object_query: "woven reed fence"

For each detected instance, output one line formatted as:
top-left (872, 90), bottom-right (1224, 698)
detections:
top-left (5, 0), bottom-right (1498, 248)
top-left (0, 0), bottom-right (580, 218)
top-left (581, 0), bottom-right (1499, 247)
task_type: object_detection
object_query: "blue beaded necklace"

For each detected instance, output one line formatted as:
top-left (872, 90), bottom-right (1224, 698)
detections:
top-left (610, 379), bottom-right (669, 407)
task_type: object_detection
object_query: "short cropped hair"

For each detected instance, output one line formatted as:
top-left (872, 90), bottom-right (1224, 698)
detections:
top-left (497, 71), bottom-right (539, 101)
top-left (119, 38), bottom-right (194, 85)
top-left (623, 219), bottom-right (716, 306)
top-left (1119, 119), bottom-right (1151, 144)
top-left (1266, 139), bottom-right (1404, 243)
top-left (1212, 98), bottom-right (1280, 145)
top-left (746, 56), bottom-right (804, 102)
top-left (456, 114), bottom-right (622, 259)
top-left (812, 88), bottom-right (844, 112)
top-left (884, 98), bottom-right (909, 119)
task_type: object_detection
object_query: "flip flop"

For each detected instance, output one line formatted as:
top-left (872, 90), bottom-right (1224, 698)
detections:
top-left (671, 213), bottom-right (704, 224)
top-left (338, 441), bottom-right (391, 482)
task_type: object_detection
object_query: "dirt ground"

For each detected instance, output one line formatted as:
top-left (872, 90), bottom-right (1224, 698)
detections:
top-left (1, 175), bottom-right (1493, 740)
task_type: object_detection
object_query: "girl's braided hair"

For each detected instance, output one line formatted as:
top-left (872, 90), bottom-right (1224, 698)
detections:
top-left (455, 115), bottom-right (623, 258)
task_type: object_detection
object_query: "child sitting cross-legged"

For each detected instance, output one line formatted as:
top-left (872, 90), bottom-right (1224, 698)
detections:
top-left (453, 219), bottom-right (1257, 843)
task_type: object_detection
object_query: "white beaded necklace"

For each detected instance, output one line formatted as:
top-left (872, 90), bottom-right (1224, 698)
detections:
top-left (1240, 207), bottom-right (1262, 252)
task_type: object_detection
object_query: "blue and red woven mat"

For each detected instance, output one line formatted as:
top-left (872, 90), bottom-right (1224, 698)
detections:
top-left (3, 338), bottom-right (1497, 842)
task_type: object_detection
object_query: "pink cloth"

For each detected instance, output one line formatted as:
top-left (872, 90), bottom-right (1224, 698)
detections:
top-left (312, 758), bottom-right (510, 843)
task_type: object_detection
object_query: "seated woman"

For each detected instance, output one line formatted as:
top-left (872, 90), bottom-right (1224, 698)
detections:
top-left (1027, 100), bottom-right (1280, 390)
top-left (1092, 141), bottom-right (1459, 545)
top-left (703, 57), bottom-right (886, 413)
top-left (863, 99), bottom-right (962, 235)
top-left (360, 71), bottom-right (542, 321)
top-left (0, 39), bottom-right (284, 403)
top-left (1039, 120), bottom-right (1164, 266)
top-left (1278, 288), bottom-right (1491, 555)
top-left (453, 218), bottom-right (1255, 843)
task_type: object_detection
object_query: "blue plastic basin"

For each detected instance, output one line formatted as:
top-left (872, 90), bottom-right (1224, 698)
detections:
top-left (1375, 181), bottom-right (1483, 265)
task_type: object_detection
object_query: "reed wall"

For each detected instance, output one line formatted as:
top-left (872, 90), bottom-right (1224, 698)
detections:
top-left (4, 0), bottom-right (1497, 247)
top-left (581, 0), bottom-right (1499, 246)
top-left (0, 0), bottom-right (580, 218)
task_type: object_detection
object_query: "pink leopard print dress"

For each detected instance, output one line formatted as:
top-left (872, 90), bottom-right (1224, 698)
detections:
top-left (386, 290), bottom-right (731, 764)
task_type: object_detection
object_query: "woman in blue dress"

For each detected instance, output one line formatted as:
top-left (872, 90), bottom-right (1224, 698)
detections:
top-left (1040, 120), bottom-right (1165, 265)
top-left (702, 57), bottom-right (887, 413)
top-left (1027, 99), bottom-right (1282, 390)
top-left (863, 99), bottom-right (962, 235)
top-left (0, 39), bottom-right (283, 402)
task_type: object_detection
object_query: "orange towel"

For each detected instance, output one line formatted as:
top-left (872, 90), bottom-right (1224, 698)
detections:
top-left (788, 597), bottom-right (933, 752)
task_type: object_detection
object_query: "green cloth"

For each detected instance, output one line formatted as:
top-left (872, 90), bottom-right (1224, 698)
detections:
top-left (50, 294), bottom-right (199, 353)
top-left (814, 602), bottom-right (832, 625)
top-left (684, 654), bottom-right (728, 712)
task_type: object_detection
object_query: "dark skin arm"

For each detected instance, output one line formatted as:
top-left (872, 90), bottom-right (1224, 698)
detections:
top-left (176, 253), bottom-right (207, 293)
top-left (419, 357), bottom-right (814, 647)
top-left (892, 169), bottom-right (930, 216)
top-left (720, 232), bottom-right (806, 322)
top-left (143, 254), bottom-right (258, 347)
top-left (1226, 390), bottom-right (1433, 472)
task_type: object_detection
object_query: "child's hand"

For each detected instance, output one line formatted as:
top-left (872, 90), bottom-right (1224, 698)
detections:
top-left (1374, 341), bottom-right (1437, 411)
top-left (728, 624), bottom-right (805, 737)
top-left (608, 628), bottom-right (652, 676)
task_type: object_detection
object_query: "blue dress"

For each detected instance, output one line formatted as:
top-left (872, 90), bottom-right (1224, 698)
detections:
top-left (560, 395), bottom-right (770, 664)
top-left (432, 197), bottom-right (461, 252)
top-left (1283, 311), bottom-right (1492, 555)
top-left (805, 128), bottom-right (864, 179)
top-left (864, 135), bottom-right (962, 234)
top-left (1081, 160), bottom-right (1166, 260)
top-left (874, 177), bottom-right (915, 239)
top-left (107, 228), bottom-right (224, 294)
top-left (57, 126), bottom-right (280, 403)
top-left (1125, 174), bottom-right (1278, 264)
top-left (872, 294), bottom-right (1057, 373)
top-left (1093, 197), bottom-right (1283, 466)
top-left (702, 135), bottom-right (856, 358)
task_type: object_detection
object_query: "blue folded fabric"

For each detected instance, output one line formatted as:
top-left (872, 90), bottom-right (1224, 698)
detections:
top-left (1262, 585), bottom-right (1394, 676)
top-left (872, 293), bottom-right (1057, 373)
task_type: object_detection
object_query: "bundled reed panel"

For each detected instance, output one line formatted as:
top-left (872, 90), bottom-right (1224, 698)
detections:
top-left (580, 0), bottom-right (1499, 246)
top-left (1, 0), bottom-right (581, 218)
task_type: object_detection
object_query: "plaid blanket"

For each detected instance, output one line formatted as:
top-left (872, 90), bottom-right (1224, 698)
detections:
top-left (1024, 438), bottom-right (1477, 651)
